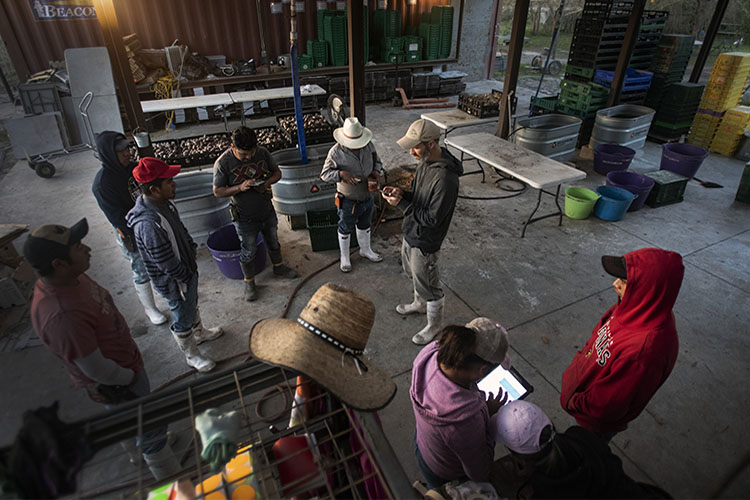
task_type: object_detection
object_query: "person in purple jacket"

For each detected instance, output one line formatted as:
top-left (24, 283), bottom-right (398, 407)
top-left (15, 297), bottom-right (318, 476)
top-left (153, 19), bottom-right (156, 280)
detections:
top-left (410, 317), bottom-right (512, 490)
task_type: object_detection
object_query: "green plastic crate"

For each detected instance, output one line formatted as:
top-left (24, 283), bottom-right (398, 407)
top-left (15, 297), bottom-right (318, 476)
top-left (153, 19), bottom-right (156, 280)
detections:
top-left (644, 170), bottom-right (689, 207)
top-left (306, 210), bottom-right (358, 252)
top-left (298, 54), bottom-right (314, 71)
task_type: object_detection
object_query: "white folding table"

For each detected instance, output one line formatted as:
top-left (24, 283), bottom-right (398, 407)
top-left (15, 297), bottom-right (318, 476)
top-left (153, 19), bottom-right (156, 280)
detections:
top-left (445, 132), bottom-right (586, 237)
top-left (140, 93), bottom-right (234, 132)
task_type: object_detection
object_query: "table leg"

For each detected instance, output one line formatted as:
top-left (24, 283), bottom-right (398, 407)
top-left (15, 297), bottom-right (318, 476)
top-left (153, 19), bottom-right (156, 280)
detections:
top-left (521, 185), bottom-right (564, 237)
top-left (554, 184), bottom-right (562, 226)
top-left (521, 189), bottom-right (544, 238)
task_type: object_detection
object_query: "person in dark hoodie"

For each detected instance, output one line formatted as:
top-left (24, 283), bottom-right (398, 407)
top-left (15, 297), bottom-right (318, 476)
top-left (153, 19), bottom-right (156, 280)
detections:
top-left (126, 157), bottom-right (224, 373)
top-left (92, 131), bottom-right (167, 326)
top-left (382, 119), bottom-right (462, 344)
top-left (410, 319), bottom-right (510, 490)
top-left (490, 400), bottom-right (670, 499)
top-left (560, 248), bottom-right (685, 440)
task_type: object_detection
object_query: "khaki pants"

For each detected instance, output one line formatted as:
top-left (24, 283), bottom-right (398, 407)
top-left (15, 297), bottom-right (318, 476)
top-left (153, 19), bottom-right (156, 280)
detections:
top-left (401, 238), bottom-right (443, 302)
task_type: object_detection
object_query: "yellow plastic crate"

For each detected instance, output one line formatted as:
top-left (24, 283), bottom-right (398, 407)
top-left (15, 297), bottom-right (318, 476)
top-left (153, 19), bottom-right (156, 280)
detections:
top-left (714, 52), bottom-right (750, 67)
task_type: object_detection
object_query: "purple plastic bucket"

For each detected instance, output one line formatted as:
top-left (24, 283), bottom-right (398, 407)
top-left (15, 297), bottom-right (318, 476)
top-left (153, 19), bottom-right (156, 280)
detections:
top-left (659, 143), bottom-right (708, 179)
top-left (206, 224), bottom-right (266, 280)
top-left (606, 170), bottom-right (655, 211)
top-left (594, 144), bottom-right (636, 175)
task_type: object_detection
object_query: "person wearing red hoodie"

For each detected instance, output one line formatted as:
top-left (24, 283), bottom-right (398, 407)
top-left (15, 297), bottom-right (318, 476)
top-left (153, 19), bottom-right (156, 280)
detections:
top-left (560, 248), bottom-right (685, 439)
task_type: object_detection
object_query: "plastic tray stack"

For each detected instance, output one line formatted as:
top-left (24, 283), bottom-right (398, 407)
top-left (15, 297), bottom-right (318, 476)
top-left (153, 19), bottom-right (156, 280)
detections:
top-left (404, 36), bottom-right (423, 62)
top-left (645, 34), bottom-right (695, 110)
top-left (413, 72), bottom-right (440, 98)
top-left (323, 13), bottom-right (348, 67)
top-left (530, 95), bottom-right (560, 115)
top-left (648, 82), bottom-right (704, 142)
top-left (709, 105), bottom-right (750, 156)
top-left (317, 10), bottom-right (338, 40)
top-left (307, 40), bottom-right (329, 68)
top-left (373, 9), bottom-right (401, 61)
top-left (382, 36), bottom-right (404, 63)
top-left (431, 6), bottom-right (454, 59)
top-left (557, 79), bottom-right (609, 146)
top-left (594, 67), bottom-right (653, 105)
top-left (419, 22), bottom-right (441, 60)
top-left (689, 52), bottom-right (750, 148)
top-left (438, 71), bottom-right (466, 96)
top-left (298, 54), bottom-right (314, 71)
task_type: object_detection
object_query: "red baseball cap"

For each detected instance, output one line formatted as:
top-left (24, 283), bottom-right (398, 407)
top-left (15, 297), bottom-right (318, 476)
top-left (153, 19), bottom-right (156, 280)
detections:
top-left (133, 157), bottom-right (181, 183)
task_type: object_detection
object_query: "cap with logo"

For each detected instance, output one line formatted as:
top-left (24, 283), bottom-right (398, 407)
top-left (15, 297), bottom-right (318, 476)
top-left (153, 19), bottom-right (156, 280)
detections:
top-left (133, 157), bottom-right (181, 183)
top-left (397, 119), bottom-right (442, 149)
top-left (23, 218), bottom-right (89, 270)
top-left (466, 317), bottom-right (512, 369)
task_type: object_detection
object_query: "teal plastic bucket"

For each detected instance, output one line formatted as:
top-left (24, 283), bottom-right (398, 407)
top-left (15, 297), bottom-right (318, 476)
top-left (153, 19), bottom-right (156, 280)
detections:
top-left (594, 186), bottom-right (637, 221)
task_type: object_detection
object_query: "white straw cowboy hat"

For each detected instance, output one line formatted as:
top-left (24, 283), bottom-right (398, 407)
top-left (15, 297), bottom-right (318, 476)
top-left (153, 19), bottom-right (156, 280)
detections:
top-left (249, 283), bottom-right (396, 411)
top-left (333, 117), bottom-right (373, 149)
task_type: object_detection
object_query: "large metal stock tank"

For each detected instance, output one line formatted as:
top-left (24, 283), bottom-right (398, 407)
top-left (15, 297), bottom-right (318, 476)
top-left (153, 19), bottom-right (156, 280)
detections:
top-left (590, 104), bottom-right (655, 150)
top-left (272, 143), bottom-right (336, 215)
top-left (173, 170), bottom-right (230, 246)
top-left (513, 114), bottom-right (582, 162)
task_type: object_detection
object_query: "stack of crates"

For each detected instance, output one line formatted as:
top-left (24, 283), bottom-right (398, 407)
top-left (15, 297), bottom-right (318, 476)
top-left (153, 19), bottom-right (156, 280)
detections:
top-left (593, 67), bottom-right (653, 105)
top-left (317, 10), bottom-right (338, 40)
top-left (419, 22), bottom-right (441, 60)
top-left (430, 6), bottom-right (454, 59)
top-left (382, 37), bottom-right (404, 63)
top-left (648, 82), bottom-right (704, 141)
top-left (298, 54), bottom-right (314, 71)
top-left (710, 105), bottom-right (750, 156)
top-left (373, 9), bottom-right (401, 61)
top-left (307, 40), bottom-right (329, 68)
top-left (323, 13), bottom-right (348, 66)
top-left (558, 79), bottom-right (609, 146)
top-left (689, 52), bottom-right (750, 148)
top-left (404, 36), bottom-right (423, 62)
top-left (645, 34), bottom-right (695, 110)
top-left (628, 11), bottom-right (669, 70)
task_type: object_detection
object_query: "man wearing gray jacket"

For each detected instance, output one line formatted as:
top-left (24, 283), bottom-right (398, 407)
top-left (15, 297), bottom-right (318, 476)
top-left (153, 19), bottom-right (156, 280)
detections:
top-left (321, 117), bottom-right (384, 273)
top-left (383, 119), bottom-right (462, 345)
top-left (127, 158), bottom-right (223, 373)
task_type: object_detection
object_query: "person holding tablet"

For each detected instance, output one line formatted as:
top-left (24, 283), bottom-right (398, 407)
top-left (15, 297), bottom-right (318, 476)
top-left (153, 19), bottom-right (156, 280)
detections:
top-left (410, 317), bottom-right (511, 490)
top-left (560, 249), bottom-right (685, 440)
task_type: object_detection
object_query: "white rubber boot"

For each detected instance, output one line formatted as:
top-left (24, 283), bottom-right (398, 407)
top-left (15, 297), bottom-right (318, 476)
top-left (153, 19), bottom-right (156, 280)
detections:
top-left (396, 289), bottom-right (427, 315)
top-left (171, 328), bottom-right (216, 373)
top-left (134, 282), bottom-right (168, 325)
top-left (192, 308), bottom-right (224, 345)
top-left (412, 297), bottom-right (444, 345)
top-left (357, 227), bottom-right (383, 262)
top-left (338, 232), bottom-right (352, 273)
top-left (143, 444), bottom-right (181, 481)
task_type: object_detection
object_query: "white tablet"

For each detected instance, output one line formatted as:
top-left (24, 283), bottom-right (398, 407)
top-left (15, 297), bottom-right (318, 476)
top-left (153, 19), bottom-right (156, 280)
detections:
top-left (477, 365), bottom-right (533, 401)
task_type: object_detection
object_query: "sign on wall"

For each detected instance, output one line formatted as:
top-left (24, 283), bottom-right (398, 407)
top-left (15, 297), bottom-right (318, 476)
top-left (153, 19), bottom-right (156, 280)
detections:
top-left (29, 0), bottom-right (97, 21)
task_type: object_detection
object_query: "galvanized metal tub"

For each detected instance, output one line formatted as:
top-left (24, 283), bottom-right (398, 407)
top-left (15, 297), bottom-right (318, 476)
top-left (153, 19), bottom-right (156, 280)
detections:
top-left (513, 114), bottom-right (583, 162)
top-left (590, 104), bottom-right (655, 150)
top-left (272, 143), bottom-right (337, 215)
top-left (174, 170), bottom-right (230, 246)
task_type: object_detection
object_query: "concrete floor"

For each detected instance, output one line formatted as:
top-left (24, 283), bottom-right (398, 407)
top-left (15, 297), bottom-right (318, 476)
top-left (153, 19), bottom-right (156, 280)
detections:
top-left (1, 91), bottom-right (749, 498)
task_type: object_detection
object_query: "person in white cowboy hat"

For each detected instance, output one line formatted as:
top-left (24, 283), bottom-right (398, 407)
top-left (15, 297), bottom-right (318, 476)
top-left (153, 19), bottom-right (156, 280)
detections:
top-left (320, 117), bottom-right (384, 273)
top-left (249, 282), bottom-right (396, 411)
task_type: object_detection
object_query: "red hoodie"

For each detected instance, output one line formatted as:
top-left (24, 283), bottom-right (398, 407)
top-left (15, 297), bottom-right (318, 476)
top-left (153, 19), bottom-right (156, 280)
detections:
top-left (560, 248), bottom-right (684, 433)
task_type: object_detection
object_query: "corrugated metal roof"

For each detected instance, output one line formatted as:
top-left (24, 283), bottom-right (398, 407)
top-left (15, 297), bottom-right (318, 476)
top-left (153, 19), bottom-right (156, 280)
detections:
top-left (1, 0), bottom-right (449, 78)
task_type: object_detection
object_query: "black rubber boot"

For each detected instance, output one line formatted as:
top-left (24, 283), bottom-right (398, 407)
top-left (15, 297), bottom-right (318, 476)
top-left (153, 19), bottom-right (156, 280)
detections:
top-left (240, 261), bottom-right (258, 302)
top-left (269, 249), bottom-right (298, 279)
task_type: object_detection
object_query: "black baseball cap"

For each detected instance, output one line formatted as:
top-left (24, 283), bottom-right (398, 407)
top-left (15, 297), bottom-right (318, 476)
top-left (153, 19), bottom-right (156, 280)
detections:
top-left (23, 218), bottom-right (89, 270)
top-left (601, 255), bottom-right (627, 280)
top-left (114, 137), bottom-right (134, 152)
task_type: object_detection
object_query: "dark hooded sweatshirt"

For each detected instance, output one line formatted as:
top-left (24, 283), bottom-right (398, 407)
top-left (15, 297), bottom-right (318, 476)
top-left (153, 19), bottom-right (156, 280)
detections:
top-left (92, 131), bottom-right (138, 239)
top-left (397, 147), bottom-right (463, 254)
top-left (560, 248), bottom-right (685, 433)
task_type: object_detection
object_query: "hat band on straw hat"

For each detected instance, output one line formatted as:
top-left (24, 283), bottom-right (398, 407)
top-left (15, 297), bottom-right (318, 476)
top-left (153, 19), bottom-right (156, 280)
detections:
top-left (297, 318), bottom-right (366, 375)
top-left (343, 131), bottom-right (363, 140)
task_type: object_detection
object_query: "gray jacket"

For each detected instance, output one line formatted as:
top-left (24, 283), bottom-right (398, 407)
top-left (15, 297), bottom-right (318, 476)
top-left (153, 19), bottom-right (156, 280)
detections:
top-left (320, 142), bottom-right (382, 201)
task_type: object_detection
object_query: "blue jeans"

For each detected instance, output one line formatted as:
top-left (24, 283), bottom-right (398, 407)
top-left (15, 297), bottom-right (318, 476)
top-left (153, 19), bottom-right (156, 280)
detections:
top-left (166, 271), bottom-right (199, 334)
top-left (117, 233), bottom-right (150, 285)
top-left (415, 435), bottom-right (448, 491)
top-left (234, 213), bottom-right (280, 263)
top-left (337, 196), bottom-right (374, 234)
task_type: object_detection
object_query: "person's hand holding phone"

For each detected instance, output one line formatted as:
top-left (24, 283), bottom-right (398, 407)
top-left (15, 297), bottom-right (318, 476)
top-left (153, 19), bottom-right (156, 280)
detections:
top-left (381, 186), bottom-right (403, 206)
top-left (485, 388), bottom-right (509, 416)
top-left (340, 170), bottom-right (359, 185)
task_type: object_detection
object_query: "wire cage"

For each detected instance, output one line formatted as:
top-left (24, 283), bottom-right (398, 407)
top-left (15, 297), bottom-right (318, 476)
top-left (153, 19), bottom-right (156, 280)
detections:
top-left (68, 360), bottom-right (412, 499)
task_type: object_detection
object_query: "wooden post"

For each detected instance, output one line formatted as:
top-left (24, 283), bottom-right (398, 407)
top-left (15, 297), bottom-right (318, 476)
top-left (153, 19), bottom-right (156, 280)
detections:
top-left (606, 0), bottom-right (646, 107)
top-left (497, 0), bottom-right (530, 138)
top-left (93, 0), bottom-right (151, 155)
top-left (485, 0), bottom-right (504, 80)
top-left (689, 0), bottom-right (730, 83)
top-left (348, 0), bottom-right (366, 124)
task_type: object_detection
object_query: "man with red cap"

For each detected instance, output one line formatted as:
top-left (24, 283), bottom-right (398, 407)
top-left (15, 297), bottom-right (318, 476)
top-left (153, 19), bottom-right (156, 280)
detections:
top-left (126, 158), bottom-right (224, 373)
top-left (560, 248), bottom-right (685, 439)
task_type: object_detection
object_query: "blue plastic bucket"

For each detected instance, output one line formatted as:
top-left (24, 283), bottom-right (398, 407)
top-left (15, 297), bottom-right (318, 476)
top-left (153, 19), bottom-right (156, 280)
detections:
top-left (659, 143), bottom-right (708, 179)
top-left (606, 170), bottom-right (655, 212)
top-left (206, 224), bottom-right (266, 279)
top-left (594, 186), bottom-right (637, 221)
top-left (594, 144), bottom-right (636, 175)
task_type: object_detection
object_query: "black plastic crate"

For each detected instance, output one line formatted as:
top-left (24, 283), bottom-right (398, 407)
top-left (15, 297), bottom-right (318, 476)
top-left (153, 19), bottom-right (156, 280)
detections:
top-left (644, 169), bottom-right (688, 207)
top-left (306, 210), bottom-right (358, 252)
top-left (277, 112), bottom-right (334, 146)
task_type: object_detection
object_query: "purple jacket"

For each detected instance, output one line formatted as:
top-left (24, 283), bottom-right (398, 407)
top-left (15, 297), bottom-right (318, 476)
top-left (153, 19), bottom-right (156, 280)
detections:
top-left (410, 341), bottom-right (494, 482)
